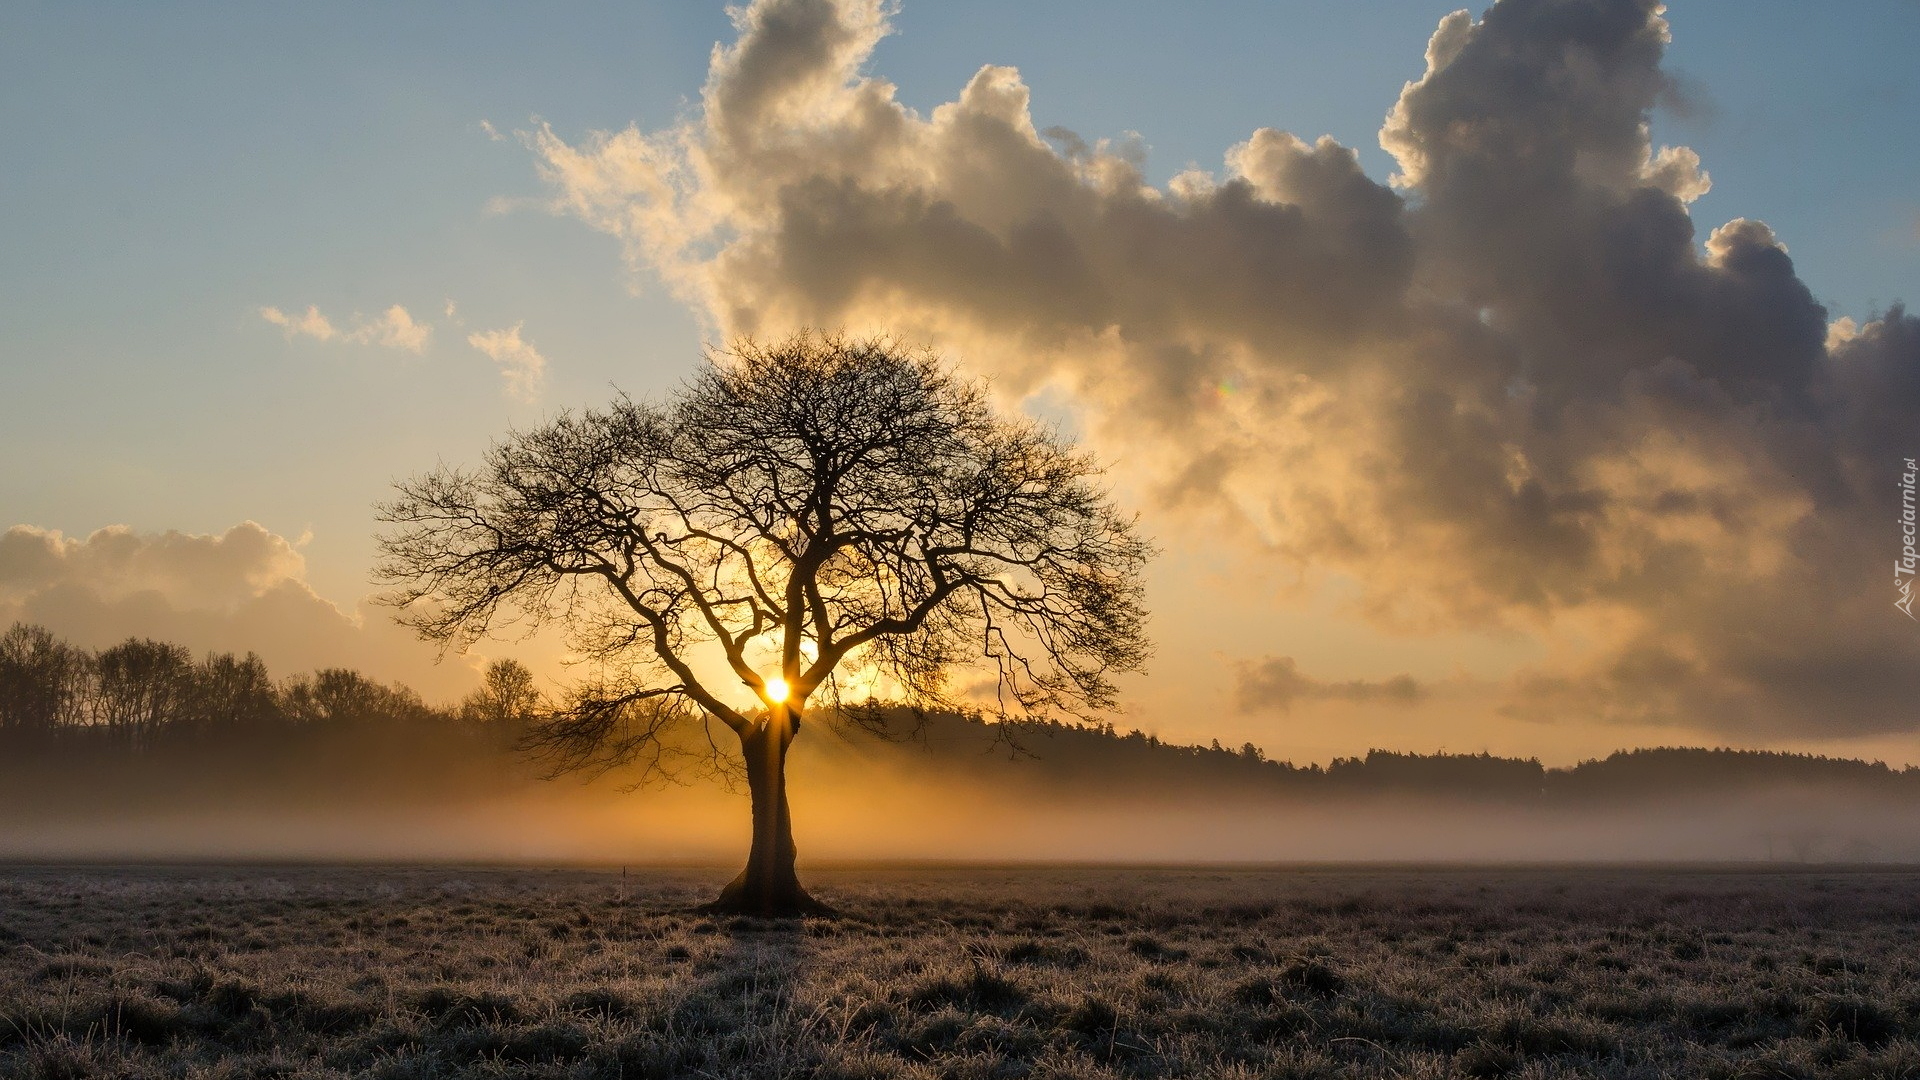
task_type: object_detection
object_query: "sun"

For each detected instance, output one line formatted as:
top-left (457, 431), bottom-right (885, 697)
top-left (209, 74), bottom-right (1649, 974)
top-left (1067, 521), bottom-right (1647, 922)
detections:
top-left (762, 676), bottom-right (790, 703)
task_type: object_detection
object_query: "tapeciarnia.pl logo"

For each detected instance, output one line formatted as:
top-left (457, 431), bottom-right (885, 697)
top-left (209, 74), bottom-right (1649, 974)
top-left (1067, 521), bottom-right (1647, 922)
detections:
top-left (1900, 457), bottom-right (1918, 619)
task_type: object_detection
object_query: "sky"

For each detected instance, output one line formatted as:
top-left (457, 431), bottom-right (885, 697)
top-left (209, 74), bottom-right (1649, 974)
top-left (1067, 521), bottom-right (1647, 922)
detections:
top-left (2, 0), bottom-right (1918, 765)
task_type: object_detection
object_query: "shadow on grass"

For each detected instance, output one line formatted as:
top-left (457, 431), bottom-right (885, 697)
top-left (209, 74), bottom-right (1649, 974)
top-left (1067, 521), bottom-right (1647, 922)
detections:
top-left (633, 908), bottom-right (831, 1077)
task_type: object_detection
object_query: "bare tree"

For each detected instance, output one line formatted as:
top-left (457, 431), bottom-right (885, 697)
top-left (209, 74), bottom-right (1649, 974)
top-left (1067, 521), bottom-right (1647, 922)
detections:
top-left (376, 333), bottom-right (1152, 915)
top-left (92, 638), bottom-right (193, 753)
top-left (187, 651), bottom-right (279, 743)
top-left (457, 658), bottom-right (543, 735)
top-left (0, 624), bottom-right (91, 743)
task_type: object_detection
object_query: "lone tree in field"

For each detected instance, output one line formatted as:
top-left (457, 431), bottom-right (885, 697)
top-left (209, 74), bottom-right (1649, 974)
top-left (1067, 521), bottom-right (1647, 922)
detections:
top-left (376, 333), bottom-right (1151, 915)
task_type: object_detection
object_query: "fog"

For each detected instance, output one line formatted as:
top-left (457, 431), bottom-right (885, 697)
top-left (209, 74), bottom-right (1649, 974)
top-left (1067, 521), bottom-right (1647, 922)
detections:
top-left (4, 745), bottom-right (1911, 867)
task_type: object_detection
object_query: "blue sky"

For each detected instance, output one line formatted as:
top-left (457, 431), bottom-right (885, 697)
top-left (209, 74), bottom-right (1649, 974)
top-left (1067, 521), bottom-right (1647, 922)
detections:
top-left (4, 2), bottom-right (1915, 604)
top-left (3, 1), bottom-right (1917, 759)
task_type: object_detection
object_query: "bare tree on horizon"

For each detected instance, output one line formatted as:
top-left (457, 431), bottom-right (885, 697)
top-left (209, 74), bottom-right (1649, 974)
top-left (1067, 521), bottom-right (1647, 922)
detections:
top-left (374, 332), bottom-right (1152, 915)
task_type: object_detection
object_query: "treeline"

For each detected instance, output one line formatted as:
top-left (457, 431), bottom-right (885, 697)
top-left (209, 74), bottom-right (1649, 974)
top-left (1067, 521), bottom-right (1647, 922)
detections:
top-left (0, 623), bottom-right (539, 754)
top-left (826, 706), bottom-right (1920, 805)
top-left (6, 622), bottom-right (1919, 806)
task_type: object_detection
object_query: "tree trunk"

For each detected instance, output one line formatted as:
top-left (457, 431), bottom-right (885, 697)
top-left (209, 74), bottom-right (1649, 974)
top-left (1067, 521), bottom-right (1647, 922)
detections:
top-left (704, 705), bottom-right (832, 916)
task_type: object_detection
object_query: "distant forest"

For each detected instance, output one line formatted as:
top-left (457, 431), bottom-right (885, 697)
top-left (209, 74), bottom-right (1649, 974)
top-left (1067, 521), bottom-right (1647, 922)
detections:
top-left (0, 622), bottom-right (532, 755)
top-left (2, 621), bottom-right (1918, 808)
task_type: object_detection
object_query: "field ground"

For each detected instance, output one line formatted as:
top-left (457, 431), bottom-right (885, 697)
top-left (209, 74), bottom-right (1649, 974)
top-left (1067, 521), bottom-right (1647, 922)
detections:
top-left (3, 865), bottom-right (1920, 1079)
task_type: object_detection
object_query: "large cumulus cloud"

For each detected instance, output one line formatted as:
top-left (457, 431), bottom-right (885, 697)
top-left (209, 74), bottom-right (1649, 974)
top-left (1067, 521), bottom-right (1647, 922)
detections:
top-left (527, 0), bottom-right (1920, 738)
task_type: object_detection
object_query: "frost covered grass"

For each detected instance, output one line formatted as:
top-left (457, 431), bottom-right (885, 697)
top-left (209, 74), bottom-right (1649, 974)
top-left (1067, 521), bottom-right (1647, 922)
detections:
top-left (4, 864), bottom-right (1920, 1078)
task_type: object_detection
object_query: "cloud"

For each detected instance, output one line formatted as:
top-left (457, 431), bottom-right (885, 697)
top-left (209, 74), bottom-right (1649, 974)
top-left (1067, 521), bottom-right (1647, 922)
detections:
top-left (259, 305), bottom-right (337, 342)
top-left (1232, 656), bottom-right (1423, 715)
top-left (524, 0), bottom-right (1920, 739)
top-left (0, 523), bottom-right (479, 700)
top-left (467, 323), bottom-right (548, 401)
top-left (260, 303), bottom-right (431, 353)
top-left (351, 304), bottom-right (431, 352)
top-left (0, 523), bottom-right (306, 610)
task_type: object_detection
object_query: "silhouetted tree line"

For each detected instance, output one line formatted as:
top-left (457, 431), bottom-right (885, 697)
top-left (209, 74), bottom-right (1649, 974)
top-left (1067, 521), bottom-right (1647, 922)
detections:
top-left (815, 706), bottom-right (1920, 806)
top-left (0, 623), bottom-right (540, 757)
top-left (5, 623), bottom-right (1918, 806)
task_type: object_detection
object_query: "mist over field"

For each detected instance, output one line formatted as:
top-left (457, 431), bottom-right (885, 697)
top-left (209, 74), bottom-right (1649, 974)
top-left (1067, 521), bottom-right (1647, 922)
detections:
top-left (5, 716), bottom-right (1914, 866)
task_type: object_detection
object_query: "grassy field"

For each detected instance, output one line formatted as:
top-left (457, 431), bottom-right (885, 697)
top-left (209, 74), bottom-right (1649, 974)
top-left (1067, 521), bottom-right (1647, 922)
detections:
top-left (3, 865), bottom-right (1920, 1078)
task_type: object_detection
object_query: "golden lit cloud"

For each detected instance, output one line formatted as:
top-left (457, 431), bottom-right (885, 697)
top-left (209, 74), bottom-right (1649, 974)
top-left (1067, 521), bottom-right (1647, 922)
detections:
top-left (260, 303), bottom-right (431, 353)
top-left (353, 304), bottom-right (431, 353)
top-left (466, 322), bottom-right (548, 401)
top-left (520, 0), bottom-right (1920, 740)
top-left (259, 304), bottom-right (337, 342)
